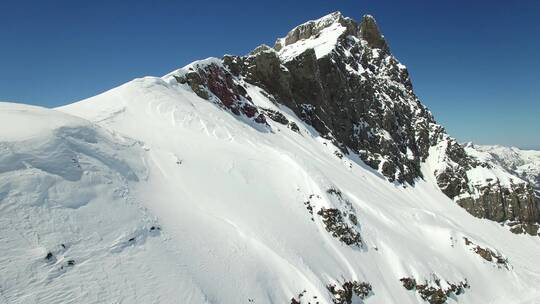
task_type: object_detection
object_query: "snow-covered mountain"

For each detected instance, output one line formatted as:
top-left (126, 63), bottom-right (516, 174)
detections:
top-left (467, 144), bottom-right (540, 198)
top-left (1, 12), bottom-right (540, 304)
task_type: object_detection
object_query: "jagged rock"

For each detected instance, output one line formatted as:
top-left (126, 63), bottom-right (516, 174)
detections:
top-left (242, 51), bottom-right (293, 103)
top-left (400, 277), bottom-right (416, 290)
top-left (317, 207), bottom-right (362, 246)
top-left (463, 237), bottom-right (509, 268)
top-left (261, 108), bottom-right (289, 125)
top-left (175, 71), bottom-right (209, 100)
top-left (400, 276), bottom-right (469, 304)
top-left (265, 14), bottom-right (429, 184)
top-left (359, 15), bottom-right (390, 53)
top-left (433, 139), bottom-right (540, 234)
top-left (457, 182), bottom-right (539, 229)
top-left (327, 280), bottom-right (372, 304)
top-left (302, 188), bottom-right (364, 246)
top-left (289, 121), bottom-right (300, 133)
top-left (175, 62), bottom-right (266, 124)
top-left (274, 12), bottom-right (357, 52)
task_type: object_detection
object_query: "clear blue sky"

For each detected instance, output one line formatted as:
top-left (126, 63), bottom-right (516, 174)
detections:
top-left (1, 0), bottom-right (539, 149)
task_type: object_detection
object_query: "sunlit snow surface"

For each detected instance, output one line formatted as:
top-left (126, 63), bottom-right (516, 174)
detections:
top-left (277, 21), bottom-right (346, 62)
top-left (0, 74), bottom-right (537, 304)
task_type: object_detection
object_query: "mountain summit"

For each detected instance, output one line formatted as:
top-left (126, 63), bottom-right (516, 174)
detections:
top-left (163, 12), bottom-right (539, 234)
top-left (1, 12), bottom-right (540, 304)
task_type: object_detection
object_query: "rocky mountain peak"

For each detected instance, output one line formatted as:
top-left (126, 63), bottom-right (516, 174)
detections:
top-left (167, 12), bottom-right (540, 236)
top-left (359, 14), bottom-right (390, 52)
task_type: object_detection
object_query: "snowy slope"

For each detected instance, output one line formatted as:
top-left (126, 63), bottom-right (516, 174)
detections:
top-left (55, 75), bottom-right (540, 303)
top-left (0, 103), bottom-right (214, 303)
top-left (2, 12), bottom-right (540, 304)
top-left (0, 103), bottom-right (211, 303)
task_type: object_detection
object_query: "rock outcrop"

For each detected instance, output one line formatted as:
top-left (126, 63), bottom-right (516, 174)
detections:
top-left (358, 15), bottom-right (390, 52)
top-left (400, 276), bottom-right (470, 304)
top-left (165, 12), bottom-right (539, 234)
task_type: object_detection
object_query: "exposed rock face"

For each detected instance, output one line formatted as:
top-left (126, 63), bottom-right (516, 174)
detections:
top-left (173, 59), bottom-right (266, 125)
top-left (274, 12), bottom-right (358, 52)
top-left (458, 181), bottom-right (538, 234)
top-left (239, 13), bottom-right (430, 184)
top-left (359, 15), bottom-right (390, 52)
top-left (166, 12), bottom-right (539, 234)
top-left (463, 237), bottom-right (509, 269)
top-left (448, 143), bottom-right (540, 234)
top-left (400, 276), bottom-right (470, 304)
top-left (317, 207), bottom-right (363, 246)
top-left (467, 145), bottom-right (540, 233)
top-left (327, 280), bottom-right (372, 304)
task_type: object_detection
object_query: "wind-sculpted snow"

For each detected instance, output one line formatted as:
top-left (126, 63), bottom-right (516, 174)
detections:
top-left (2, 12), bottom-right (540, 304)
top-left (0, 104), bottom-right (207, 303)
top-left (0, 126), bottom-right (137, 183)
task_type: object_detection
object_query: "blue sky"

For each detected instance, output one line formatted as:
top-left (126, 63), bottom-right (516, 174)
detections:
top-left (1, 0), bottom-right (539, 149)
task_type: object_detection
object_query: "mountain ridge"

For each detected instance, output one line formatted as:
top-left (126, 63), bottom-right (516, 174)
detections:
top-left (158, 12), bottom-right (540, 235)
top-left (1, 11), bottom-right (540, 304)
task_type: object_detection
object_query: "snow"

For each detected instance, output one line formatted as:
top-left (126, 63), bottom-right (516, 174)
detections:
top-left (277, 22), bottom-right (346, 62)
top-left (163, 57), bottom-right (224, 81)
top-left (472, 144), bottom-right (540, 195)
top-left (0, 103), bottom-right (87, 142)
top-left (424, 137), bottom-right (532, 201)
top-left (0, 74), bottom-right (522, 303)
top-left (345, 62), bottom-right (365, 76)
top-left (464, 145), bottom-right (528, 188)
top-left (0, 103), bottom-right (209, 303)
top-left (275, 12), bottom-right (347, 62)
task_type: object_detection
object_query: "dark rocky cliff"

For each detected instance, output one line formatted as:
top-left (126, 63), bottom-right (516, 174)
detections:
top-left (170, 12), bottom-right (539, 235)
